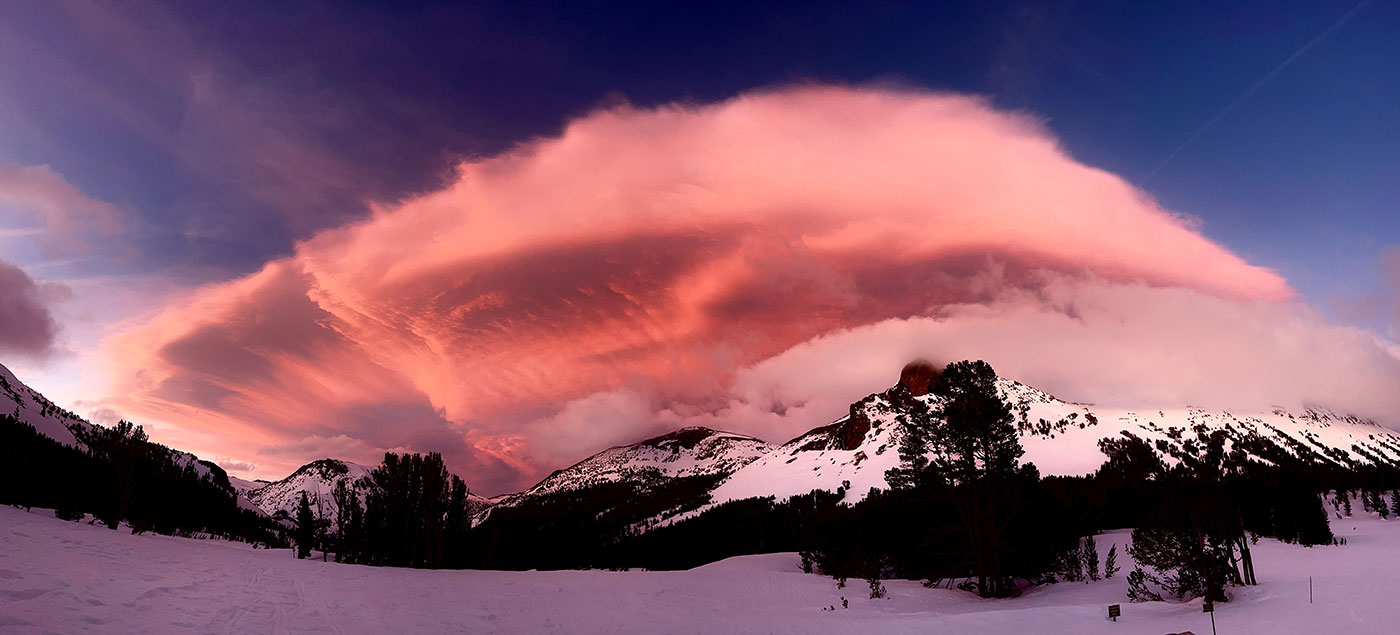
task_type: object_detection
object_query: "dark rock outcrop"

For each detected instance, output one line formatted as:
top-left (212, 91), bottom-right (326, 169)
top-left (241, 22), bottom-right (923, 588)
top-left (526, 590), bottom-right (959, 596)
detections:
top-left (898, 359), bottom-right (940, 397)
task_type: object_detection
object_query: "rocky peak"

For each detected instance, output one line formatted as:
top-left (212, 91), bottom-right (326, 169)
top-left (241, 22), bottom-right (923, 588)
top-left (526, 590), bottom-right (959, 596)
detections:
top-left (898, 358), bottom-right (941, 397)
top-left (638, 427), bottom-right (730, 451)
top-left (293, 458), bottom-right (355, 480)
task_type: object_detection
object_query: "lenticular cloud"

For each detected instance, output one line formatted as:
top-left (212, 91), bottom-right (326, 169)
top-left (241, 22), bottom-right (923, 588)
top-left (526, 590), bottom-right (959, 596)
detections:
top-left (103, 84), bottom-right (1360, 492)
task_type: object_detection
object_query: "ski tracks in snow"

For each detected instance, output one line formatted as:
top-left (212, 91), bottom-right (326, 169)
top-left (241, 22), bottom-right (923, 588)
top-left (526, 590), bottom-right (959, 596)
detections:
top-left (214, 558), bottom-right (347, 634)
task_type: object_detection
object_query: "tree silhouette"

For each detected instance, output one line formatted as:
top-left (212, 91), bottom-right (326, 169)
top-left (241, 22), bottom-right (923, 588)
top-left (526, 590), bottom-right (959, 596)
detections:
top-left (295, 491), bottom-right (315, 559)
top-left (927, 360), bottom-right (1025, 598)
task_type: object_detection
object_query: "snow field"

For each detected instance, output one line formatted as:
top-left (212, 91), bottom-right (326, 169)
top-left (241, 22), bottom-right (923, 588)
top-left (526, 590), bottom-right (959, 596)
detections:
top-left (3, 504), bottom-right (1400, 633)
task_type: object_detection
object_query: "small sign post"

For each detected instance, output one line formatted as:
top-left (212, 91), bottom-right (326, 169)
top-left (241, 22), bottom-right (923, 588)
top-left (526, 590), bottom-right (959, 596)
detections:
top-left (1203, 599), bottom-right (1217, 635)
top-left (1107, 604), bottom-right (1120, 622)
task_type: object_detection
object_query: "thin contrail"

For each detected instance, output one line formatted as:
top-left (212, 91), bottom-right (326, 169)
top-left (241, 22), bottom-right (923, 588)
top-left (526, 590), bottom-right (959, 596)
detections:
top-left (1142, 0), bottom-right (1371, 183)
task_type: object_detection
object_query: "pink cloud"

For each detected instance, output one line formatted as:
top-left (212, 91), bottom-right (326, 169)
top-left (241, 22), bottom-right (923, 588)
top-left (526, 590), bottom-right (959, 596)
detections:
top-left (100, 85), bottom-right (1312, 492)
top-left (721, 276), bottom-right (1400, 427)
top-left (0, 164), bottom-right (122, 259)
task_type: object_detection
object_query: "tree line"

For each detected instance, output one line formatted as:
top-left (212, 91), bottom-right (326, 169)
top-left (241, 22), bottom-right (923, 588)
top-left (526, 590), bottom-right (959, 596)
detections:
top-left (0, 414), bottom-right (282, 545)
top-left (290, 452), bottom-right (474, 569)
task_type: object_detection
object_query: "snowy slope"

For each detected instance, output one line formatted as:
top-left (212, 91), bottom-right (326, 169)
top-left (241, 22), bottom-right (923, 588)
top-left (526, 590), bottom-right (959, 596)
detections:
top-left (0, 361), bottom-right (91, 447)
top-left (226, 475), bottom-right (272, 514)
top-left (245, 459), bottom-right (375, 524)
top-left (491, 427), bottom-right (772, 511)
top-left (1, 361), bottom-right (224, 485)
top-left (227, 475), bottom-right (270, 498)
top-left (668, 376), bottom-right (1400, 524)
top-left (4, 502), bottom-right (1399, 633)
top-left (1, 360), bottom-right (469, 521)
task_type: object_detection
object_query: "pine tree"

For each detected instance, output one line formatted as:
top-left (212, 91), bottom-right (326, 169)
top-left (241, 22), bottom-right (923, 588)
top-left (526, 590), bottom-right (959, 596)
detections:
top-left (443, 475), bottom-right (470, 568)
top-left (1391, 491), bottom-right (1400, 519)
top-left (1343, 490), bottom-right (1353, 517)
top-left (926, 360), bottom-right (1025, 598)
top-left (332, 480), bottom-right (360, 563)
top-left (1057, 548), bottom-right (1083, 582)
top-left (885, 399), bottom-right (933, 490)
top-left (1127, 521), bottom-right (1234, 602)
top-left (1126, 568), bottom-right (1162, 602)
top-left (88, 420), bottom-right (150, 530)
top-left (362, 451), bottom-right (455, 568)
top-left (1081, 535), bottom-right (1101, 581)
top-left (315, 494), bottom-right (330, 561)
top-left (867, 576), bottom-right (887, 599)
top-left (1296, 492), bottom-right (1334, 545)
top-left (1104, 544), bottom-right (1120, 579)
top-left (295, 491), bottom-right (315, 559)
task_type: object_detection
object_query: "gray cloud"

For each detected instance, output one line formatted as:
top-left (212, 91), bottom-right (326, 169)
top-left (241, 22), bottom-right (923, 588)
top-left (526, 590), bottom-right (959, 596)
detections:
top-left (0, 258), bottom-right (63, 360)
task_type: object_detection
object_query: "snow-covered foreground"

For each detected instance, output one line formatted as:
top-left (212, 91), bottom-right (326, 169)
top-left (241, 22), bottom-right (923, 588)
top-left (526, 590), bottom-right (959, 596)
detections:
top-left (3, 505), bottom-right (1398, 634)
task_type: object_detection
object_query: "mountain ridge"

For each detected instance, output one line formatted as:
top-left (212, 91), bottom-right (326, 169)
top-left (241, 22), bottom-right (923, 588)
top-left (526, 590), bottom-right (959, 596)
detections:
top-left (10, 358), bottom-right (1400, 530)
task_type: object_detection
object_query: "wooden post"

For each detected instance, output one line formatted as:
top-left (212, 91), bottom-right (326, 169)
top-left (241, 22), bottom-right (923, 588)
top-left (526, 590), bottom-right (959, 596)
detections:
top-left (1310, 575), bottom-right (1313, 604)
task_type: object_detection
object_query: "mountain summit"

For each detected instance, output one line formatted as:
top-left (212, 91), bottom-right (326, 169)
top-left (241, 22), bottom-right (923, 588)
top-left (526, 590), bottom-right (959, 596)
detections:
top-left (491, 427), bottom-right (772, 512)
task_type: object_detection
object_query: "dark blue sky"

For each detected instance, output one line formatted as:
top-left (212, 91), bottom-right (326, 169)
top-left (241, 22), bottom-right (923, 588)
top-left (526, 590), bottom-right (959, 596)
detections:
top-left (2, 0), bottom-right (1397, 318)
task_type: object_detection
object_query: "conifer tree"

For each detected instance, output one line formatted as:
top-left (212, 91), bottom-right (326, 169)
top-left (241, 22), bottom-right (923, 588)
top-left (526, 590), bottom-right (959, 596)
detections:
top-left (1126, 568), bottom-right (1161, 602)
top-left (332, 480), bottom-right (360, 563)
top-left (315, 494), bottom-right (329, 561)
top-left (1391, 491), bottom-right (1400, 519)
top-left (444, 475), bottom-right (472, 567)
top-left (1081, 535), bottom-right (1101, 581)
top-left (1126, 506), bottom-right (1236, 602)
top-left (362, 451), bottom-right (455, 568)
top-left (1057, 548), bottom-right (1083, 582)
top-left (89, 420), bottom-right (150, 530)
top-left (885, 399), bottom-right (933, 490)
top-left (295, 491), bottom-right (315, 559)
top-left (1104, 543), bottom-right (1120, 579)
top-left (926, 360), bottom-right (1024, 598)
top-left (890, 402), bottom-right (935, 492)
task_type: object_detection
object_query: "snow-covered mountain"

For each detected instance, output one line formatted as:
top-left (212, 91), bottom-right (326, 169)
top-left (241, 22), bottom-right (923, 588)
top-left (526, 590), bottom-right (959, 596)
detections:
top-left (479, 360), bottom-right (1400, 529)
top-left (1, 362), bottom-right (92, 447)
top-left (490, 427), bottom-right (773, 512)
top-left (1, 360), bottom-right (487, 522)
top-left (238, 459), bottom-right (375, 524)
top-left (239, 457), bottom-right (497, 523)
top-left (659, 362), bottom-right (1400, 524)
top-left (1, 361), bottom-right (224, 486)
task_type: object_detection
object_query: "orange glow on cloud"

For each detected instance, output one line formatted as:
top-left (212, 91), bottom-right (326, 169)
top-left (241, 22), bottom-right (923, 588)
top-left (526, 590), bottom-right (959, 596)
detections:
top-left (100, 85), bottom-right (1327, 492)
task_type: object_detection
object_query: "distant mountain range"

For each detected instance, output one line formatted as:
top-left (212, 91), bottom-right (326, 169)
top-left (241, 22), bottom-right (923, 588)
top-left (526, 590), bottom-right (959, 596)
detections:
top-left (8, 359), bottom-right (1400, 529)
top-left (487, 360), bottom-right (1400, 528)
